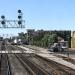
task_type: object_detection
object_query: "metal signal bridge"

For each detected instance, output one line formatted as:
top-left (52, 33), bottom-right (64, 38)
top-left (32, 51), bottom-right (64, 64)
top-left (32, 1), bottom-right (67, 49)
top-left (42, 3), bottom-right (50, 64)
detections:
top-left (0, 10), bottom-right (25, 28)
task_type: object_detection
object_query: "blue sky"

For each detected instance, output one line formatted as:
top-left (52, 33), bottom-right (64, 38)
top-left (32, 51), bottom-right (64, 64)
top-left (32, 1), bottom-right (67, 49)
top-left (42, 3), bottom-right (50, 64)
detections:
top-left (0, 0), bottom-right (75, 37)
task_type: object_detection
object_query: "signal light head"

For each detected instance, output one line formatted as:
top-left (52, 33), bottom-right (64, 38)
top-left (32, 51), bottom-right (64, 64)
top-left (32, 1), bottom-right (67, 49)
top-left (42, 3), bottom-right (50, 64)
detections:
top-left (18, 10), bottom-right (21, 13)
top-left (1, 15), bottom-right (5, 19)
top-left (1, 21), bottom-right (5, 24)
top-left (18, 15), bottom-right (22, 19)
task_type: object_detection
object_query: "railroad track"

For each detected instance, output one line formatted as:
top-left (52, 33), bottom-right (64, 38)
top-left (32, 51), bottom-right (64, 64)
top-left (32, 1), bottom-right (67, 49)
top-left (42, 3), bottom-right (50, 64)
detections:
top-left (15, 53), bottom-right (75, 75)
top-left (15, 53), bottom-right (50, 75)
top-left (0, 54), bottom-right (12, 75)
top-left (53, 54), bottom-right (75, 65)
top-left (22, 53), bottom-right (60, 75)
top-left (22, 53), bottom-right (75, 75)
top-left (35, 54), bottom-right (75, 75)
top-left (4, 45), bottom-right (75, 75)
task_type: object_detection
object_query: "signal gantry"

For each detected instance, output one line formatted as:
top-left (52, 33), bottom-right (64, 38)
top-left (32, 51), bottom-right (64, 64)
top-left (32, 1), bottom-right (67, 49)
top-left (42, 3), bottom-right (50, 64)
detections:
top-left (0, 10), bottom-right (25, 28)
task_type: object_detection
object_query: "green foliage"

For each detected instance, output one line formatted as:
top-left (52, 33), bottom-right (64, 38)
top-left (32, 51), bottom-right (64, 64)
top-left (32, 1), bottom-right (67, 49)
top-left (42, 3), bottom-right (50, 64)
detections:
top-left (41, 34), bottom-right (57, 47)
top-left (32, 33), bottom-right (58, 47)
top-left (31, 31), bottom-right (71, 48)
top-left (17, 30), bottom-right (71, 48)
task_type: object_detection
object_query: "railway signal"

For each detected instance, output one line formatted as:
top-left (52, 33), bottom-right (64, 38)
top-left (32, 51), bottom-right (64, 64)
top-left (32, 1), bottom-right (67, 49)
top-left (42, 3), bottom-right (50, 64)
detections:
top-left (1, 15), bottom-right (5, 19)
top-left (18, 9), bottom-right (22, 13)
top-left (1, 15), bottom-right (6, 28)
top-left (18, 9), bottom-right (23, 28)
top-left (0, 10), bottom-right (25, 28)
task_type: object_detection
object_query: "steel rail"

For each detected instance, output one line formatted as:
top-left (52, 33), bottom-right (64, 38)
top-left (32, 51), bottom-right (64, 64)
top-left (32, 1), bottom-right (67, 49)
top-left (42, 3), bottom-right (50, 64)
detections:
top-left (33, 54), bottom-right (60, 75)
top-left (15, 54), bottom-right (49, 75)
top-left (15, 54), bottom-right (36, 75)
top-left (35, 54), bottom-right (75, 75)
top-left (54, 54), bottom-right (75, 65)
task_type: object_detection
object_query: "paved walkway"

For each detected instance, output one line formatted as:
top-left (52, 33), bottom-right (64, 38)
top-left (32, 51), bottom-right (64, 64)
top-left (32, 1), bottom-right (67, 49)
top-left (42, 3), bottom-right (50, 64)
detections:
top-left (18, 45), bottom-right (75, 70)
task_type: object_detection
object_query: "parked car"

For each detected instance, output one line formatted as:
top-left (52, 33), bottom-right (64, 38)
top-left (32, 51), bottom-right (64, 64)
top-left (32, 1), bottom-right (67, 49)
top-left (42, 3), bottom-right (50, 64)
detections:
top-left (48, 41), bottom-right (68, 52)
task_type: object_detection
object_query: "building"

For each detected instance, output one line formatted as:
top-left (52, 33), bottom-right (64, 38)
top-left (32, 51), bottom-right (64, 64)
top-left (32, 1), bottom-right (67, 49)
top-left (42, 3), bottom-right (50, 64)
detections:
top-left (71, 31), bottom-right (75, 48)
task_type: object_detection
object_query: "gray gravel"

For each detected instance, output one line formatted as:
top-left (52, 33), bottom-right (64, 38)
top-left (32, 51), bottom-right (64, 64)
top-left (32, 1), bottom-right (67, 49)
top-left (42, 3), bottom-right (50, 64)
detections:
top-left (8, 54), bottom-right (29, 75)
